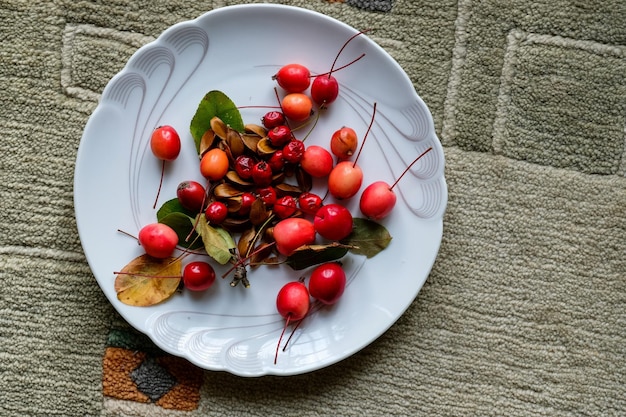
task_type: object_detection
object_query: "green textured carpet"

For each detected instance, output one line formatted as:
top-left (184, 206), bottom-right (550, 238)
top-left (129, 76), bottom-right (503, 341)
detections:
top-left (1, 1), bottom-right (624, 416)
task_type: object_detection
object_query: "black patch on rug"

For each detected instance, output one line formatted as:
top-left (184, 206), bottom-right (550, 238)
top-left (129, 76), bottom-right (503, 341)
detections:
top-left (346, 0), bottom-right (393, 12)
top-left (130, 357), bottom-right (177, 402)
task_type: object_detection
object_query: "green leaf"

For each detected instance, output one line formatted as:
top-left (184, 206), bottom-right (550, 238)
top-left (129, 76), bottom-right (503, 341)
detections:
top-left (158, 212), bottom-right (204, 250)
top-left (285, 243), bottom-right (351, 270)
top-left (194, 215), bottom-right (236, 265)
top-left (190, 90), bottom-right (245, 153)
top-left (342, 218), bottom-right (392, 258)
top-left (156, 198), bottom-right (195, 221)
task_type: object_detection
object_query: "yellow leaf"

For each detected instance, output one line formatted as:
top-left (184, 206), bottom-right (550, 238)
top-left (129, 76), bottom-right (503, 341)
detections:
top-left (114, 254), bottom-right (182, 307)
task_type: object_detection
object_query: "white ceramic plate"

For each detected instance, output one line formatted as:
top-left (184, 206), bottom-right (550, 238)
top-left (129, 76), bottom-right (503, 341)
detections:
top-left (74, 4), bottom-right (447, 376)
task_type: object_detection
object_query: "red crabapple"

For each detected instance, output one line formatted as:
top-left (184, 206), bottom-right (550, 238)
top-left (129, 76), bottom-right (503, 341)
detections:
top-left (273, 217), bottom-right (316, 256)
top-left (330, 127), bottom-right (358, 160)
top-left (359, 147), bottom-right (433, 220)
top-left (308, 262), bottom-right (346, 305)
top-left (274, 280), bottom-right (310, 364)
top-left (314, 204), bottom-right (353, 241)
top-left (273, 64), bottom-right (311, 93)
top-left (327, 103), bottom-right (376, 199)
top-left (300, 145), bottom-right (334, 177)
top-left (176, 180), bottom-right (206, 213)
top-left (150, 125), bottom-right (181, 208)
top-left (268, 150), bottom-right (285, 172)
top-left (281, 93), bottom-right (313, 122)
top-left (200, 148), bottom-right (229, 181)
top-left (138, 223), bottom-right (178, 259)
top-left (150, 125), bottom-right (181, 161)
top-left (183, 261), bottom-right (216, 291)
top-left (328, 161), bottom-right (363, 199)
top-left (257, 186), bottom-right (277, 207)
top-left (311, 74), bottom-right (339, 107)
top-left (205, 201), bottom-right (228, 224)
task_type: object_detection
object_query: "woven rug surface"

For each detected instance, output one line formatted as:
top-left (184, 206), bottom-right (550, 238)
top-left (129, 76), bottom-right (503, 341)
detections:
top-left (1, 0), bottom-right (624, 416)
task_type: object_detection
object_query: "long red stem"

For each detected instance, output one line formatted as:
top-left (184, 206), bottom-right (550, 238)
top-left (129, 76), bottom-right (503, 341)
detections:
top-left (328, 29), bottom-right (371, 77)
top-left (153, 160), bottom-right (166, 209)
top-left (389, 147), bottom-right (433, 190)
top-left (353, 102), bottom-right (377, 168)
top-left (275, 314), bottom-right (291, 365)
top-left (314, 53), bottom-right (366, 78)
top-left (113, 271), bottom-right (181, 279)
top-left (282, 309), bottom-right (308, 352)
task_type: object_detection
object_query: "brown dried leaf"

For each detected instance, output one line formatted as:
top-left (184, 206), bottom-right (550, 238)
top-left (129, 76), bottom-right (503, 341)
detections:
top-left (244, 124), bottom-right (267, 137)
top-left (256, 137), bottom-right (277, 157)
top-left (238, 227), bottom-right (257, 257)
top-left (250, 198), bottom-right (271, 226)
top-left (199, 130), bottom-right (216, 156)
top-left (226, 129), bottom-right (245, 157)
top-left (210, 116), bottom-right (228, 139)
top-left (114, 255), bottom-right (181, 306)
top-left (241, 134), bottom-right (261, 152)
top-left (213, 183), bottom-right (245, 198)
top-left (225, 171), bottom-right (254, 187)
top-left (224, 195), bottom-right (243, 213)
top-left (295, 167), bottom-right (313, 192)
top-left (275, 182), bottom-right (302, 197)
top-left (248, 242), bottom-right (277, 268)
top-left (222, 216), bottom-right (252, 233)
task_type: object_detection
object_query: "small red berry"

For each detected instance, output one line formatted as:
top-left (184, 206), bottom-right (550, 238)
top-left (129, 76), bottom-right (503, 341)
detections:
top-left (234, 155), bottom-right (255, 180)
top-left (282, 140), bottom-right (305, 164)
top-left (257, 186), bottom-right (277, 207)
top-left (268, 125), bottom-right (293, 148)
top-left (298, 192), bottom-right (323, 215)
top-left (268, 150), bottom-right (285, 173)
top-left (205, 201), bottom-right (228, 224)
top-left (262, 111), bottom-right (285, 129)
top-left (238, 192), bottom-right (256, 216)
top-left (150, 125), bottom-right (181, 161)
top-left (183, 261), bottom-right (216, 291)
top-left (251, 161), bottom-right (273, 186)
top-left (274, 196), bottom-right (297, 219)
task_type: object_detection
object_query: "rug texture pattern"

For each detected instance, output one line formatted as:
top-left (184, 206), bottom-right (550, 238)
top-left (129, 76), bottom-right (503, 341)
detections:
top-left (0, 0), bottom-right (624, 416)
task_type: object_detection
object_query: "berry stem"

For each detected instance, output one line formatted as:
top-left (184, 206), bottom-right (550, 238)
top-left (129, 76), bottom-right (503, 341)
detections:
top-left (282, 308), bottom-right (308, 352)
top-left (328, 29), bottom-right (371, 77)
top-left (299, 104), bottom-right (322, 142)
top-left (153, 160), bottom-right (166, 209)
top-left (117, 229), bottom-right (138, 241)
top-left (353, 102), bottom-right (377, 168)
top-left (389, 147), bottom-right (433, 190)
top-left (237, 105), bottom-right (282, 110)
top-left (275, 314), bottom-right (292, 364)
top-left (113, 271), bottom-right (181, 279)
top-left (314, 53), bottom-right (366, 78)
